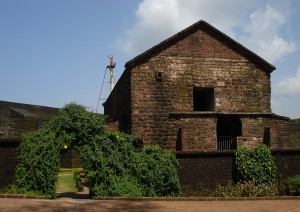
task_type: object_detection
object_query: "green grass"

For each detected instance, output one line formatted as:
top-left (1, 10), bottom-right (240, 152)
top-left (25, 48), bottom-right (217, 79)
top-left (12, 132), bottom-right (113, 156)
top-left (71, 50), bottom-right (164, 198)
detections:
top-left (59, 168), bottom-right (83, 174)
top-left (57, 174), bottom-right (77, 193)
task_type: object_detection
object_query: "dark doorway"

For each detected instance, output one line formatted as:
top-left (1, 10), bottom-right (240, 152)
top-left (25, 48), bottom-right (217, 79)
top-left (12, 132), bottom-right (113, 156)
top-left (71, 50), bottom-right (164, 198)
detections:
top-left (217, 115), bottom-right (242, 150)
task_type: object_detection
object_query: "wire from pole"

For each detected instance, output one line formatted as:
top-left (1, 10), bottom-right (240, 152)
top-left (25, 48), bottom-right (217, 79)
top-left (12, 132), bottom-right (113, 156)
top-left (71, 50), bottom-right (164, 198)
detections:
top-left (96, 67), bottom-right (108, 113)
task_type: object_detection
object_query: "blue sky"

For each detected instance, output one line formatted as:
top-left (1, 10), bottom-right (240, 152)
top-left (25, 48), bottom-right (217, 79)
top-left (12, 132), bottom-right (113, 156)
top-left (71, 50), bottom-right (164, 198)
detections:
top-left (1, 0), bottom-right (300, 118)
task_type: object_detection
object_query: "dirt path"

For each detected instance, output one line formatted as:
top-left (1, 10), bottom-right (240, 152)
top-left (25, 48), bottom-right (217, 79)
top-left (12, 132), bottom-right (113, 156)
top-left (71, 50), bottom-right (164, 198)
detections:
top-left (0, 198), bottom-right (299, 211)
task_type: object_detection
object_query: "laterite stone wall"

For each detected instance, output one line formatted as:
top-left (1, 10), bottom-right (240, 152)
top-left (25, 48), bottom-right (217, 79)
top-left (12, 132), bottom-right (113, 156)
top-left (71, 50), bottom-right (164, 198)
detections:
top-left (129, 27), bottom-right (271, 150)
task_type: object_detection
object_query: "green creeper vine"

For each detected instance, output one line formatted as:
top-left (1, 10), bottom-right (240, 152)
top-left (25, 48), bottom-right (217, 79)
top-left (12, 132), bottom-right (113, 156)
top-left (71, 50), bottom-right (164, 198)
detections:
top-left (7, 103), bottom-right (180, 198)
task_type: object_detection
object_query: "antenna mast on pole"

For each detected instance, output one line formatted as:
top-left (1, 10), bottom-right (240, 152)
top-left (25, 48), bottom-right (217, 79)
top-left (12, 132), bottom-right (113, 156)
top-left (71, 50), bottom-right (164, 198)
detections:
top-left (107, 55), bottom-right (116, 93)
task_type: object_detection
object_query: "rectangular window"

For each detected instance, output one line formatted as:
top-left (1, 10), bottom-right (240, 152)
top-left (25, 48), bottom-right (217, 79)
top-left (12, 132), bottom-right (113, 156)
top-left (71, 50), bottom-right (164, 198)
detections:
top-left (193, 87), bottom-right (214, 111)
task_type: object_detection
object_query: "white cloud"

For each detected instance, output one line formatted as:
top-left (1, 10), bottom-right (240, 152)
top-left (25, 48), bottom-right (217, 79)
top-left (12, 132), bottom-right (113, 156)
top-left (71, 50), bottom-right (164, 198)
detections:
top-left (276, 67), bottom-right (300, 95)
top-left (271, 95), bottom-right (300, 118)
top-left (241, 4), bottom-right (297, 63)
top-left (119, 0), bottom-right (258, 56)
top-left (118, 0), bottom-right (296, 64)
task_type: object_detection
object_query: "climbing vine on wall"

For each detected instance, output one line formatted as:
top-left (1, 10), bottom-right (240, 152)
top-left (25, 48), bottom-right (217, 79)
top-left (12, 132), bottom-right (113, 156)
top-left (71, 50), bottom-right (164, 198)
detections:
top-left (8, 103), bottom-right (180, 198)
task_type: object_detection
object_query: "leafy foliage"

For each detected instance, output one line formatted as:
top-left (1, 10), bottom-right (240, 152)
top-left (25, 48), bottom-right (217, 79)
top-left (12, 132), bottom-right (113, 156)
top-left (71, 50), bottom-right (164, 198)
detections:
top-left (214, 180), bottom-right (279, 197)
top-left (80, 132), bottom-right (180, 197)
top-left (12, 130), bottom-right (61, 197)
top-left (9, 103), bottom-right (180, 197)
top-left (73, 170), bottom-right (84, 192)
top-left (235, 144), bottom-right (277, 185)
top-left (134, 145), bottom-right (180, 197)
top-left (287, 175), bottom-right (300, 195)
top-left (290, 118), bottom-right (300, 123)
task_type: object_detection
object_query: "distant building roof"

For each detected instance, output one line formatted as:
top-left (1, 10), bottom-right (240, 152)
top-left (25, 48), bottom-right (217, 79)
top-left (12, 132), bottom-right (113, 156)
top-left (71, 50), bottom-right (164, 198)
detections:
top-left (9, 107), bottom-right (37, 118)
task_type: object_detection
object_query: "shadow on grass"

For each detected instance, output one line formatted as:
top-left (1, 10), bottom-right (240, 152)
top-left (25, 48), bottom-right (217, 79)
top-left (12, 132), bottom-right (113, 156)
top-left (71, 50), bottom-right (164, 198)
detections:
top-left (58, 192), bottom-right (90, 199)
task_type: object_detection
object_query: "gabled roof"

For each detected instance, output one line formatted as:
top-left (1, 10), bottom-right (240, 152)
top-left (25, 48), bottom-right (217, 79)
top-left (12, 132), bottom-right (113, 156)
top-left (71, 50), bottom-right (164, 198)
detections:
top-left (125, 20), bottom-right (276, 72)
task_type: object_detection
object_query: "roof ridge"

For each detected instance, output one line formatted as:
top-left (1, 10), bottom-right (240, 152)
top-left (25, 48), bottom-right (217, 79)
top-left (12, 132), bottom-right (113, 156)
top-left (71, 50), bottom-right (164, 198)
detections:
top-left (125, 20), bottom-right (275, 72)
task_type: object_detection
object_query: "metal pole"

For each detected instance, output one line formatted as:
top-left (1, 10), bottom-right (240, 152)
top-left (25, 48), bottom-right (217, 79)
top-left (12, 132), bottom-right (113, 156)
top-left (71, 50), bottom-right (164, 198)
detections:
top-left (107, 55), bottom-right (116, 93)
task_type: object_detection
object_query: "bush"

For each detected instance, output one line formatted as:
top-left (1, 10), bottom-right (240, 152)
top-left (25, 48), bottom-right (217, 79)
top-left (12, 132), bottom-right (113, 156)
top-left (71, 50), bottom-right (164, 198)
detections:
top-left (214, 180), bottom-right (278, 197)
top-left (80, 132), bottom-right (180, 197)
top-left (235, 144), bottom-right (277, 184)
top-left (214, 144), bottom-right (280, 197)
top-left (9, 103), bottom-right (180, 197)
top-left (133, 145), bottom-right (180, 197)
top-left (287, 175), bottom-right (300, 195)
top-left (73, 170), bottom-right (84, 192)
top-left (12, 130), bottom-right (61, 197)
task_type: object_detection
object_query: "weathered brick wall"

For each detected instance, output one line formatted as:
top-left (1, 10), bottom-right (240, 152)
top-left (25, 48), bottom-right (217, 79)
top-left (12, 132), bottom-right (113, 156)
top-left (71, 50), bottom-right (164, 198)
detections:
top-left (176, 151), bottom-right (235, 191)
top-left (177, 117), bottom-right (217, 151)
top-left (103, 70), bottom-right (131, 133)
top-left (60, 147), bottom-right (82, 168)
top-left (177, 150), bottom-right (300, 192)
top-left (271, 118), bottom-right (290, 149)
top-left (274, 150), bottom-right (300, 178)
top-left (271, 117), bottom-right (300, 150)
top-left (0, 141), bottom-right (19, 189)
top-left (237, 116), bottom-right (271, 148)
top-left (288, 122), bottom-right (300, 149)
top-left (130, 27), bottom-right (271, 150)
top-left (0, 101), bottom-right (58, 139)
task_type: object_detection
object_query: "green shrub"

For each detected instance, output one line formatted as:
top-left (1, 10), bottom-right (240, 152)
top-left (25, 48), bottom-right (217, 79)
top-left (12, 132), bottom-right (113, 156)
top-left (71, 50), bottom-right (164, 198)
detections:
top-left (133, 145), bottom-right (180, 197)
top-left (235, 144), bottom-right (277, 185)
top-left (214, 181), bottom-right (278, 197)
top-left (9, 103), bottom-right (180, 197)
top-left (73, 170), bottom-right (83, 192)
top-left (287, 175), bottom-right (300, 195)
top-left (80, 132), bottom-right (180, 197)
top-left (12, 130), bottom-right (61, 197)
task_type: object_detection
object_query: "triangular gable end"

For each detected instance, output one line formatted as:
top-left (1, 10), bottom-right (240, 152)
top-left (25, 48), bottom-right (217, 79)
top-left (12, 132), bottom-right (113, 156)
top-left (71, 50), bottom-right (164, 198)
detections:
top-left (125, 20), bottom-right (276, 73)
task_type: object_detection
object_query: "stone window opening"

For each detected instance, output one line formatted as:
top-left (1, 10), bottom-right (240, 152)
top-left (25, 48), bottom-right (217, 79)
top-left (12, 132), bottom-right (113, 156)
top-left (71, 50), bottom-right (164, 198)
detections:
top-left (155, 72), bottom-right (163, 82)
top-left (263, 127), bottom-right (271, 146)
top-left (193, 87), bottom-right (214, 111)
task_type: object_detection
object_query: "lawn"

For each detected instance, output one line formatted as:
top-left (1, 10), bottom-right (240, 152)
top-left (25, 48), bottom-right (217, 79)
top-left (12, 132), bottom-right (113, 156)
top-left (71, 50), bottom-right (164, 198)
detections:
top-left (56, 174), bottom-right (77, 193)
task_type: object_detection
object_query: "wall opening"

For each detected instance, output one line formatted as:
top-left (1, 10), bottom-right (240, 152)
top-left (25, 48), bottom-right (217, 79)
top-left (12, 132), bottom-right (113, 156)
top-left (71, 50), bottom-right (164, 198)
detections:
top-left (263, 127), bottom-right (271, 146)
top-left (193, 88), bottom-right (214, 111)
top-left (119, 115), bottom-right (129, 133)
top-left (155, 72), bottom-right (163, 82)
top-left (176, 128), bottom-right (182, 151)
top-left (217, 115), bottom-right (242, 150)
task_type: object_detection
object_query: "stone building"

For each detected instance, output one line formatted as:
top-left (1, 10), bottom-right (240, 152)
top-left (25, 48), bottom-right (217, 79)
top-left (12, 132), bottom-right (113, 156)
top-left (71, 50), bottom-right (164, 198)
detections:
top-left (104, 20), bottom-right (300, 152)
top-left (1, 20), bottom-right (299, 191)
top-left (0, 101), bottom-right (58, 140)
top-left (104, 20), bottom-right (300, 189)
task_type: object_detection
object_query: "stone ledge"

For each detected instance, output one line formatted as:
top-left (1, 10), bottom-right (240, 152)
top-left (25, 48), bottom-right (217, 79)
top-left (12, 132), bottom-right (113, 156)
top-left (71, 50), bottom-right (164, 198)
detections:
top-left (170, 111), bottom-right (274, 118)
top-left (1, 194), bottom-right (300, 201)
top-left (0, 138), bottom-right (21, 143)
top-left (91, 196), bottom-right (300, 201)
top-left (174, 150), bottom-right (235, 155)
top-left (271, 149), bottom-right (300, 153)
top-left (0, 194), bottom-right (50, 199)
